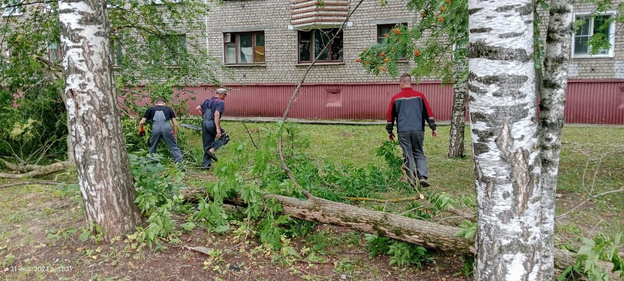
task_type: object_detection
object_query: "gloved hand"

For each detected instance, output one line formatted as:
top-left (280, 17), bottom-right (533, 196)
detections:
top-left (388, 133), bottom-right (395, 141)
top-left (138, 127), bottom-right (146, 137)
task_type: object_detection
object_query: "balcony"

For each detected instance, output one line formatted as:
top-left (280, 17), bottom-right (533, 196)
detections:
top-left (291, 0), bottom-right (349, 30)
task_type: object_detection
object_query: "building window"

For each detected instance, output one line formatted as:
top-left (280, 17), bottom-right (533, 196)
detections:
top-left (3, 0), bottom-right (23, 16)
top-left (224, 32), bottom-right (265, 65)
top-left (44, 2), bottom-right (54, 13)
top-left (377, 23), bottom-right (406, 43)
top-left (146, 0), bottom-right (182, 4)
top-left (47, 42), bottom-right (61, 63)
top-left (298, 29), bottom-right (343, 63)
top-left (111, 40), bottom-right (123, 67)
top-left (378, 23), bottom-right (407, 59)
top-left (573, 13), bottom-right (615, 57)
top-left (148, 34), bottom-right (186, 65)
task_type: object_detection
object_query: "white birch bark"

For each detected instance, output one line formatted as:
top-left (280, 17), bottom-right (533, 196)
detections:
top-left (538, 0), bottom-right (574, 279)
top-left (468, 1), bottom-right (545, 279)
top-left (59, 0), bottom-right (142, 240)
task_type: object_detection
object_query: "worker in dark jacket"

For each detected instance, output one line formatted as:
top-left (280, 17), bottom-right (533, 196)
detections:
top-left (195, 88), bottom-right (230, 169)
top-left (139, 97), bottom-right (183, 164)
top-left (386, 74), bottom-right (437, 187)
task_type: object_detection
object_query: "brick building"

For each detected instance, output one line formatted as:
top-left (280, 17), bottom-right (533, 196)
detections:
top-left (187, 0), bottom-right (624, 124)
top-left (3, 0), bottom-right (623, 124)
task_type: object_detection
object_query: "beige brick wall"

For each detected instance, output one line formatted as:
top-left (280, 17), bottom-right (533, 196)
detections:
top-left (205, 0), bottom-right (417, 84)
top-left (204, 0), bottom-right (624, 84)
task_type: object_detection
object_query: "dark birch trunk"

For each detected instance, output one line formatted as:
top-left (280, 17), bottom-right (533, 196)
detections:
top-left (538, 0), bottom-right (574, 279)
top-left (448, 47), bottom-right (468, 158)
top-left (58, 0), bottom-right (143, 240)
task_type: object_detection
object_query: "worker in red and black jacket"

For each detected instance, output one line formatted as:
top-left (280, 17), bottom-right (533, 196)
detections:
top-left (386, 73), bottom-right (438, 188)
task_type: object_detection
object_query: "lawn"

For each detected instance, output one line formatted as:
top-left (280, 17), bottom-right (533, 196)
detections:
top-left (1, 121), bottom-right (623, 280)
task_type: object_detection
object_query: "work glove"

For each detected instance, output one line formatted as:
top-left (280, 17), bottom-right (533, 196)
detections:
top-left (388, 133), bottom-right (395, 141)
top-left (138, 127), bottom-right (146, 137)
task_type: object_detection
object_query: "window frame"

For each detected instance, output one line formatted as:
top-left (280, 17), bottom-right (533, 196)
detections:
top-left (148, 34), bottom-right (187, 66)
top-left (146, 0), bottom-right (182, 5)
top-left (110, 40), bottom-right (123, 67)
top-left (572, 12), bottom-right (616, 58)
top-left (377, 23), bottom-right (407, 43)
top-left (377, 23), bottom-right (408, 61)
top-left (223, 31), bottom-right (266, 65)
top-left (297, 28), bottom-right (343, 64)
top-left (2, 0), bottom-right (23, 16)
top-left (47, 41), bottom-right (61, 63)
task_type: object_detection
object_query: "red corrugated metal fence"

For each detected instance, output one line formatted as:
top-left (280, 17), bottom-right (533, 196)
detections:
top-left (180, 80), bottom-right (624, 125)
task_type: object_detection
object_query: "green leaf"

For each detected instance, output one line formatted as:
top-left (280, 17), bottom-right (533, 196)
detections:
top-left (214, 225), bottom-right (229, 234)
top-left (181, 222), bottom-right (196, 232)
top-left (79, 231), bottom-right (90, 242)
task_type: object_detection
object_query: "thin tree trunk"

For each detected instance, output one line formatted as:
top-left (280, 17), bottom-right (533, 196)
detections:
top-left (66, 114), bottom-right (75, 163)
top-left (468, 1), bottom-right (546, 279)
top-left (59, 0), bottom-right (142, 240)
top-left (538, 1), bottom-right (574, 279)
top-left (448, 47), bottom-right (468, 158)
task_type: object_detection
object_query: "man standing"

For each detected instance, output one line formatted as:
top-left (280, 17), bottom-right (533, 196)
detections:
top-left (139, 97), bottom-right (184, 164)
top-left (195, 88), bottom-right (230, 169)
top-left (386, 74), bottom-right (437, 187)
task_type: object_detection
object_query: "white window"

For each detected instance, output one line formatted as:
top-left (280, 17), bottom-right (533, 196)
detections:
top-left (146, 0), bottom-right (182, 4)
top-left (573, 13), bottom-right (616, 58)
top-left (111, 39), bottom-right (123, 66)
top-left (3, 0), bottom-right (23, 16)
top-left (44, 3), bottom-right (54, 13)
top-left (47, 42), bottom-right (61, 62)
top-left (148, 34), bottom-right (186, 65)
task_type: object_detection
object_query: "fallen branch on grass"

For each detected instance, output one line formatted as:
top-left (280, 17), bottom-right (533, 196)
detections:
top-left (345, 196), bottom-right (424, 203)
top-left (181, 188), bottom-right (616, 274)
top-left (556, 188), bottom-right (624, 220)
top-left (0, 180), bottom-right (64, 189)
top-left (0, 161), bottom-right (74, 179)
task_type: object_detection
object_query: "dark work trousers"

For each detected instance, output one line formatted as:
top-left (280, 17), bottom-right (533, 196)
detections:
top-left (398, 130), bottom-right (428, 185)
top-left (149, 111), bottom-right (183, 163)
top-left (201, 119), bottom-right (226, 168)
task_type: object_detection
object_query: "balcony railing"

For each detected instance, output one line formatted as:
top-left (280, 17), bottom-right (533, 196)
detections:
top-left (291, 0), bottom-right (349, 29)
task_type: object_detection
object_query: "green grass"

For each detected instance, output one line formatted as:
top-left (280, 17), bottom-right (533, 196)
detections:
top-left (179, 121), bottom-right (624, 245)
top-left (2, 121), bottom-right (622, 278)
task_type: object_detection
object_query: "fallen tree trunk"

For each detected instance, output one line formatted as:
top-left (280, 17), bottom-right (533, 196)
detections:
top-left (182, 189), bottom-right (618, 275)
top-left (268, 193), bottom-right (475, 254)
top-left (0, 161), bottom-right (74, 179)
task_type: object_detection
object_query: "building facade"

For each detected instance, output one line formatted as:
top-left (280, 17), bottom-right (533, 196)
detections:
top-left (3, 0), bottom-right (623, 124)
top-left (186, 0), bottom-right (624, 124)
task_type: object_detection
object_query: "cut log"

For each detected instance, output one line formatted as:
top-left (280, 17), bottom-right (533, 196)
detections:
top-left (0, 161), bottom-right (74, 179)
top-left (267, 193), bottom-right (475, 254)
top-left (181, 188), bottom-right (618, 276)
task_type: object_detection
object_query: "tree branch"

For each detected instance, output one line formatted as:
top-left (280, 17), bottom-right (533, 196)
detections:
top-left (0, 161), bottom-right (74, 179)
top-left (556, 188), bottom-right (624, 220)
top-left (0, 180), bottom-right (64, 189)
top-left (277, 0), bottom-right (365, 197)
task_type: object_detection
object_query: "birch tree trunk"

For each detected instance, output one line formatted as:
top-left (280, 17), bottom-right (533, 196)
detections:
top-left (448, 46), bottom-right (468, 158)
top-left (538, 1), bottom-right (574, 279)
top-left (59, 0), bottom-right (143, 240)
top-left (468, 1), bottom-right (546, 279)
